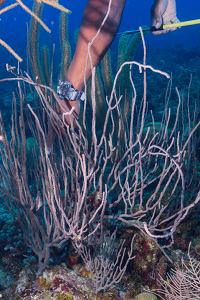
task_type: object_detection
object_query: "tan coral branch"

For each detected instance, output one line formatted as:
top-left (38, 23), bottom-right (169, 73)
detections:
top-left (0, 3), bottom-right (18, 15)
top-left (0, 39), bottom-right (22, 62)
top-left (0, 0), bottom-right (71, 62)
top-left (37, 0), bottom-right (72, 14)
top-left (16, 0), bottom-right (51, 33)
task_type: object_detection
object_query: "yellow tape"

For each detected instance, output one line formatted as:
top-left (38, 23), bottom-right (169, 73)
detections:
top-left (163, 19), bottom-right (200, 29)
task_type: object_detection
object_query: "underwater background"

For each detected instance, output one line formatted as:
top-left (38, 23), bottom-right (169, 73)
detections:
top-left (0, 0), bottom-right (200, 113)
top-left (1, 0), bottom-right (200, 67)
top-left (1, 0), bottom-right (200, 299)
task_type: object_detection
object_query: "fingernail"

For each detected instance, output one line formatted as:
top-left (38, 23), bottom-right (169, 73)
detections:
top-left (155, 23), bottom-right (160, 29)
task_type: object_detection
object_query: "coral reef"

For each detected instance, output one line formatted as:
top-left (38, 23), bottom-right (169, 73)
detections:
top-left (1, 3), bottom-right (200, 300)
top-left (3, 264), bottom-right (122, 300)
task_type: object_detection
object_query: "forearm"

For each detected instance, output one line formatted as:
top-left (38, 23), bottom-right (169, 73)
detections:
top-left (66, 0), bottom-right (126, 91)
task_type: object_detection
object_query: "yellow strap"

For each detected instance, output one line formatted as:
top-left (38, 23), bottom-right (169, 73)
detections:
top-left (163, 19), bottom-right (200, 29)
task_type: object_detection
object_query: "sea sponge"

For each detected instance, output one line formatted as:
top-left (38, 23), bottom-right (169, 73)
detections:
top-left (134, 292), bottom-right (158, 300)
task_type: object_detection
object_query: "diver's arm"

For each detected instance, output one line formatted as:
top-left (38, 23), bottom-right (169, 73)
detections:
top-left (46, 0), bottom-right (126, 153)
top-left (151, 0), bottom-right (179, 35)
top-left (67, 0), bottom-right (125, 92)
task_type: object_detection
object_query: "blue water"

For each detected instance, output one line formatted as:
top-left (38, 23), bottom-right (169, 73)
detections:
top-left (1, 0), bottom-right (200, 65)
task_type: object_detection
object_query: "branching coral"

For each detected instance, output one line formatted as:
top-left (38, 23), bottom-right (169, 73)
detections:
top-left (0, 0), bottom-right (71, 62)
top-left (59, 12), bottom-right (71, 81)
top-left (151, 243), bottom-right (200, 299)
top-left (29, 2), bottom-right (46, 84)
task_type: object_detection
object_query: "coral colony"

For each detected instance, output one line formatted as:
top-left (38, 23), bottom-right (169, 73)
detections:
top-left (0, 0), bottom-right (200, 299)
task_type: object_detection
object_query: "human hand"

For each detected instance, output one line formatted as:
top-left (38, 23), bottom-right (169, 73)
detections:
top-left (46, 99), bottom-right (80, 155)
top-left (150, 0), bottom-right (180, 35)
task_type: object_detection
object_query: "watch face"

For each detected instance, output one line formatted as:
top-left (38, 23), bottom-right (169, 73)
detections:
top-left (57, 81), bottom-right (84, 101)
top-left (57, 82), bottom-right (70, 98)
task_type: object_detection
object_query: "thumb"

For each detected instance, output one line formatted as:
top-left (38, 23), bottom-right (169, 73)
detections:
top-left (151, 0), bottom-right (168, 29)
top-left (151, 6), bottom-right (163, 28)
top-left (154, 13), bottom-right (163, 29)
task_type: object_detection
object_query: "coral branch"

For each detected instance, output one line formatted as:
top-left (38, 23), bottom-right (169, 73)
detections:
top-left (0, 39), bottom-right (22, 62)
top-left (0, 0), bottom-right (71, 61)
top-left (38, 0), bottom-right (71, 14)
top-left (16, 0), bottom-right (51, 33)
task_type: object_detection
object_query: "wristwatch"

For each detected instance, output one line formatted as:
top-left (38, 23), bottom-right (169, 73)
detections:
top-left (57, 81), bottom-right (85, 101)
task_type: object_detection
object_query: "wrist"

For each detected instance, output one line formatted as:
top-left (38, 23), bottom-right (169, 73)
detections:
top-left (57, 81), bottom-right (85, 101)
